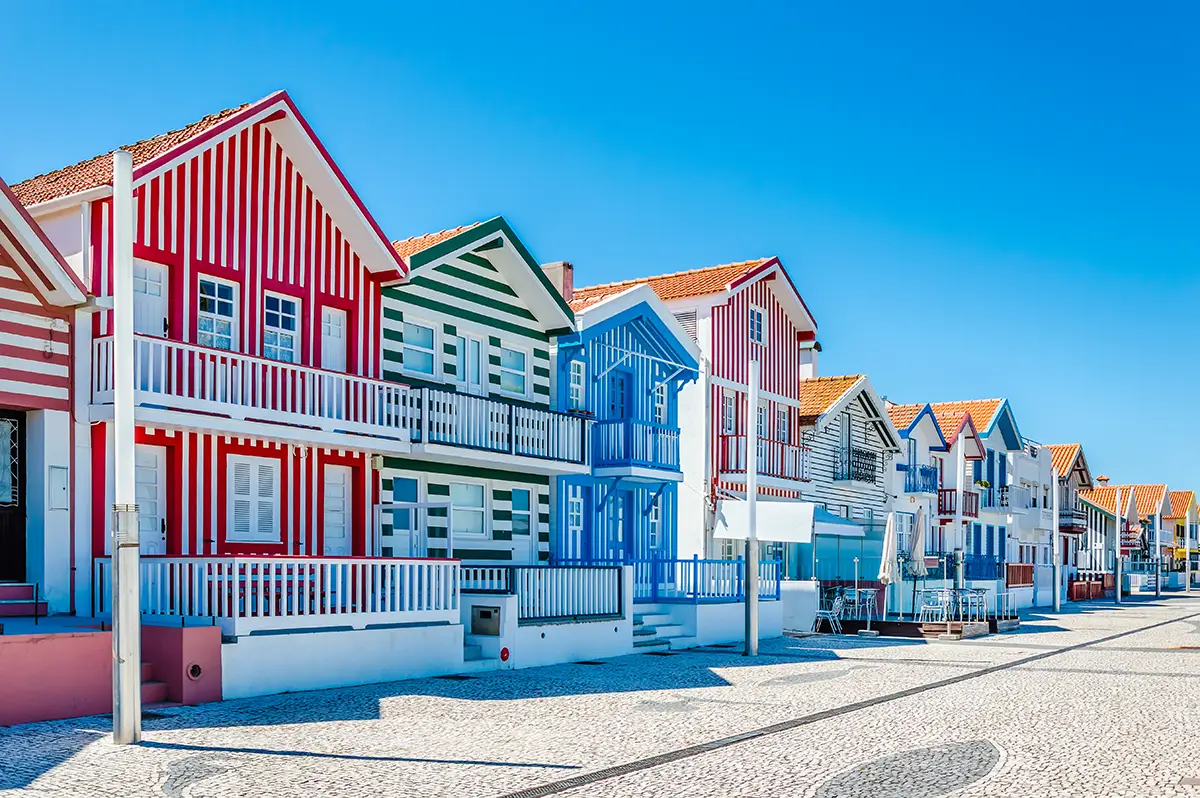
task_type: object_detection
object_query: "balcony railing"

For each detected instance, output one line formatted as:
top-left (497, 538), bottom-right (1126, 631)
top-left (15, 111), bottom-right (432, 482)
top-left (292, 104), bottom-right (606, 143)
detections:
top-left (416, 387), bottom-right (588, 465)
top-left (834, 446), bottom-right (877, 483)
top-left (1006, 562), bottom-right (1035, 587)
top-left (593, 419), bottom-right (680, 471)
top-left (718, 434), bottom-right (809, 483)
top-left (94, 334), bottom-right (415, 439)
top-left (904, 464), bottom-right (939, 494)
top-left (1000, 485), bottom-right (1032, 513)
top-left (93, 335), bottom-right (590, 466)
top-left (93, 555), bottom-right (459, 637)
top-left (964, 554), bottom-right (1003, 581)
top-left (628, 557), bottom-right (781, 604)
top-left (1059, 506), bottom-right (1087, 532)
top-left (938, 488), bottom-right (979, 518)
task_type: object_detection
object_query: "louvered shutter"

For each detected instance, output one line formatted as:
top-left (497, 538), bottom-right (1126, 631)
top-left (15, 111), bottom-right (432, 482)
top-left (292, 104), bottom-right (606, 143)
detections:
top-left (673, 310), bottom-right (698, 342)
top-left (227, 455), bottom-right (280, 542)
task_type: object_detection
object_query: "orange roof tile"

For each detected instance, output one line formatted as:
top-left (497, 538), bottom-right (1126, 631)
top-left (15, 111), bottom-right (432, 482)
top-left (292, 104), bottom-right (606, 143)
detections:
top-left (928, 399), bottom-right (1004, 432)
top-left (568, 293), bottom-right (611, 313)
top-left (11, 105), bottom-right (249, 206)
top-left (1106, 484), bottom-right (1169, 519)
top-left (797, 375), bottom-right (863, 425)
top-left (886, 403), bottom-right (926, 432)
top-left (572, 258), bottom-right (771, 306)
top-left (391, 224), bottom-right (480, 266)
top-left (1045, 444), bottom-right (1081, 478)
top-left (1080, 486), bottom-right (1121, 516)
top-left (1167, 490), bottom-right (1195, 520)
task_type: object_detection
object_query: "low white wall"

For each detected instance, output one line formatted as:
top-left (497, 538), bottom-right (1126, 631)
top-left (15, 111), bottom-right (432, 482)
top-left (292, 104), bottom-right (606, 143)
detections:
top-left (461, 593), bottom-right (517, 667)
top-left (782, 581), bottom-right (818, 632)
top-left (514, 617), bottom-right (633, 668)
top-left (1165, 572), bottom-right (1185, 590)
top-left (222, 623), bottom-right (465, 700)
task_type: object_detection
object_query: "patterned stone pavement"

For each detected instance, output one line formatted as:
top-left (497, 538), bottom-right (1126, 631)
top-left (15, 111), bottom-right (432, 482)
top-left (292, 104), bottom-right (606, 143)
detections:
top-left (2, 596), bottom-right (1199, 797)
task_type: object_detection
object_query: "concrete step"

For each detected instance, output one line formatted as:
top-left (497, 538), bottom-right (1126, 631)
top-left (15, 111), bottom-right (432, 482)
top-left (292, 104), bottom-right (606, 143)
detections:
top-left (0, 583), bottom-right (34, 601)
top-left (141, 662), bottom-right (154, 681)
top-left (140, 680), bottom-right (168, 705)
top-left (633, 637), bottom-right (671, 649)
top-left (666, 635), bottom-right (698, 651)
top-left (633, 613), bottom-right (673, 626)
top-left (649, 623), bottom-right (686, 638)
top-left (463, 644), bottom-right (484, 661)
top-left (458, 656), bottom-right (503, 674)
top-left (0, 599), bottom-right (48, 617)
top-left (632, 626), bottom-right (658, 637)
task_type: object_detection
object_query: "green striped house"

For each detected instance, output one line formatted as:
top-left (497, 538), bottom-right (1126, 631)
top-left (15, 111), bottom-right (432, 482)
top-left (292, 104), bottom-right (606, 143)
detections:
top-left (379, 217), bottom-right (587, 563)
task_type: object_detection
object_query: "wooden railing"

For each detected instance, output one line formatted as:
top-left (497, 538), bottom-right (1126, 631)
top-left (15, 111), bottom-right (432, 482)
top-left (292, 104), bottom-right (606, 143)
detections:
top-left (418, 387), bottom-right (588, 465)
top-left (1006, 562), bottom-right (1035, 587)
top-left (93, 334), bottom-right (415, 440)
top-left (93, 555), bottom-right (459, 636)
top-left (593, 419), bottom-right (680, 471)
top-left (1059, 506), bottom-right (1088, 532)
top-left (627, 556), bottom-right (781, 604)
top-left (459, 565), bottom-right (511, 593)
top-left (717, 434), bottom-right (809, 482)
top-left (509, 565), bottom-right (623, 624)
top-left (904, 465), bottom-right (938, 494)
top-left (938, 489), bottom-right (980, 518)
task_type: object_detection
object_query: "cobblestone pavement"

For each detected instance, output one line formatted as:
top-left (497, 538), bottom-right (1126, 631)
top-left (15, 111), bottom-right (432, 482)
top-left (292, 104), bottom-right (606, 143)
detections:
top-left (3, 596), bottom-right (1199, 797)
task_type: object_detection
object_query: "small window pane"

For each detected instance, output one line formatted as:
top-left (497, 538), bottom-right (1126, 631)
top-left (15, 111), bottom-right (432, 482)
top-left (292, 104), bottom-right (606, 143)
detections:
top-left (500, 371), bottom-right (526, 394)
top-left (512, 489), bottom-right (530, 512)
top-left (500, 348), bottom-right (525, 371)
top-left (405, 323), bottom-right (433, 349)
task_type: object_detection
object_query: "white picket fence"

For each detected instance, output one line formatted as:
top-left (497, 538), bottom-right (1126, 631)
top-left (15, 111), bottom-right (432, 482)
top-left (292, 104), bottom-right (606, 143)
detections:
top-left (93, 556), bottom-right (459, 636)
top-left (508, 566), bottom-right (624, 624)
top-left (421, 387), bottom-right (587, 464)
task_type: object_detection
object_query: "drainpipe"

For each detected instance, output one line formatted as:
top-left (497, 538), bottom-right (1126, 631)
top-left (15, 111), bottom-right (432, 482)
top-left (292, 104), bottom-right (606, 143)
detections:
top-left (111, 150), bottom-right (142, 745)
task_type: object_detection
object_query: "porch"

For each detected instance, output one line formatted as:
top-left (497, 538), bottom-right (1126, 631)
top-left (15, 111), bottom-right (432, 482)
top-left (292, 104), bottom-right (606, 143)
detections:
top-left (592, 419), bottom-right (681, 477)
top-left (717, 434), bottom-right (810, 488)
top-left (92, 555), bottom-right (461, 637)
top-left (459, 564), bottom-right (625, 624)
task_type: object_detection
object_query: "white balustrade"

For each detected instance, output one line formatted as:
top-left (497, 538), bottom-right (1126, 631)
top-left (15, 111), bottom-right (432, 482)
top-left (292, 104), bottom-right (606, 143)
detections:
top-left (422, 387), bottom-right (587, 464)
top-left (460, 565), bottom-right (511, 593)
top-left (93, 556), bottom-right (459, 636)
top-left (93, 335), bottom-right (416, 440)
top-left (510, 565), bottom-right (623, 623)
top-left (718, 434), bottom-right (809, 482)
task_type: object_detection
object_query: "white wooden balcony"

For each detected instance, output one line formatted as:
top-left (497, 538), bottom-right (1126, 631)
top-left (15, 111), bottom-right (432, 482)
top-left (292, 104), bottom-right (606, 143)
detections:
top-left (92, 334), bottom-right (416, 450)
top-left (93, 555), bottom-right (460, 637)
top-left (717, 434), bottom-right (810, 489)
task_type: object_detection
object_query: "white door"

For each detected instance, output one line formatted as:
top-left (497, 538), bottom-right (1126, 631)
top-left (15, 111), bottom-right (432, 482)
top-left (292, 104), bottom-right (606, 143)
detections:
top-left (455, 334), bottom-right (486, 396)
top-left (133, 260), bottom-right (169, 337)
top-left (321, 307), bottom-right (348, 372)
top-left (323, 465), bottom-right (353, 556)
top-left (135, 445), bottom-right (167, 555)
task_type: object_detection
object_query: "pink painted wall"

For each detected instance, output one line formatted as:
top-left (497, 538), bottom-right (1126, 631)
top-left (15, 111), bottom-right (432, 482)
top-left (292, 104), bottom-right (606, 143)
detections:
top-left (142, 625), bottom-right (222, 706)
top-left (0, 625), bottom-right (222, 727)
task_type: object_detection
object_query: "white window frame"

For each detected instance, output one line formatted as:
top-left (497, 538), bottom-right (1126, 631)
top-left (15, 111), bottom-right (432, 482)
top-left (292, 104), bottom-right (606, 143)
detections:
top-left (648, 496), bottom-right (662, 549)
top-left (567, 493), bottom-right (585, 535)
top-left (497, 341), bottom-right (531, 398)
top-left (653, 383), bottom-right (668, 425)
top-left (776, 407), bottom-right (789, 444)
top-left (263, 291), bottom-right (300, 363)
top-left (226, 454), bottom-right (280, 544)
top-left (197, 275), bottom-right (238, 351)
top-left (401, 317), bottom-right (439, 378)
top-left (449, 479), bottom-right (489, 538)
top-left (568, 359), bottom-right (587, 411)
top-left (511, 487), bottom-right (532, 536)
top-left (748, 304), bottom-right (767, 346)
top-left (721, 390), bottom-right (736, 434)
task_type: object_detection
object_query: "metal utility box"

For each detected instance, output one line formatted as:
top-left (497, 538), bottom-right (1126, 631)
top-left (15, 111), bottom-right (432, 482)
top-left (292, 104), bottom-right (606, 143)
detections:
top-left (471, 605), bottom-right (501, 636)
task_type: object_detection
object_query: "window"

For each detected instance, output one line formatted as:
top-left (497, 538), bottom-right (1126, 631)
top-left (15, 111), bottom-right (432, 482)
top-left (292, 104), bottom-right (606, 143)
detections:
top-left (455, 334), bottom-right (485, 394)
top-left (569, 360), bottom-right (586, 410)
top-left (449, 482), bottom-right (486, 536)
top-left (748, 305), bottom-right (765, 345)
top-left (653, 384), bottom-right (668, 424)
top-left (227, 455), bottom-right (279, 543)
top-left (263, 294), bottom-right (298, 363)
top-left (756, 404), bottom-right (769, 439)
top-left (567, 493), bottom-right (584, 534)
top-left (402, 322), bottom-right (436, 376)
top-left (648, 496), bottom-right (662, 549)
top-left (197, 278), bottom-right (236, 350)
top-left (776, 408), bottom-right (789, 443)
top-left (511, 488), bottom-right (531, 535)
top-left (839, 411), bottom-right (851, 450)
top-left (722, 391), bottom-right (736, 434)
top-left (498, 346), bottom-right (527, 395)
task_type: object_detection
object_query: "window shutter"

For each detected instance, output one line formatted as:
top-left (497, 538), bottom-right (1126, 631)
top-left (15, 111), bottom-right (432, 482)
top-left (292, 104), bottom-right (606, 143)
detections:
top-left (232, 460), bottom-right (253, 540)
top-left (257, 461), bottom-right (277, 539)
top-left (673, 311), bottom-right (698, 342)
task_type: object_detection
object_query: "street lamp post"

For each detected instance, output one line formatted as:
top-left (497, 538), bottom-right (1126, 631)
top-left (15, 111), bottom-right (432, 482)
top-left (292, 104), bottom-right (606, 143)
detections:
top-left (743, 357), bottom-right (760, 657)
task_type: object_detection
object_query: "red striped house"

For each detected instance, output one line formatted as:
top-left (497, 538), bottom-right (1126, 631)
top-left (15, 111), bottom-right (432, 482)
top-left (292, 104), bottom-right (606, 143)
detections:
top-left (0, 175), bottom-right (88, 612)
top-left (14, 92), bottom-right (410, 606)
top-left (572, 258), bottom-right (818, 558)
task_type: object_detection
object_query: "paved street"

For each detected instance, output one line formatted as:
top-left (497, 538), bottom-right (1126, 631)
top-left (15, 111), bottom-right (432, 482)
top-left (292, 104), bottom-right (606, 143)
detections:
top-left (3, 596), bottom-right (1200, 797)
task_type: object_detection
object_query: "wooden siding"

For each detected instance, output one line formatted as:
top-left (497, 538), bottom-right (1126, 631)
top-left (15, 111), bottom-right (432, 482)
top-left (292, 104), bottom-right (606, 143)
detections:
top-left (804, 393), bottom-right (891, 521)
top-left (553, 478), bottom-right (677, 562)
top-left (88, 122), bottom-right (383, 377)
top-left (380, 457), bottom-right (550, 563)
top-left (0, 256), bottom-right (71, 411)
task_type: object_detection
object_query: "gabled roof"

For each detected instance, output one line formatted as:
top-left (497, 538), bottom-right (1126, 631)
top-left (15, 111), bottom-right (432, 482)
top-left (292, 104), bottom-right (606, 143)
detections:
top-left (1106, 484), bottom-right (1170, 520)
top-left (1045, 443), bottom-right (1093, 487)
top-left (565, 283), bottom-right (701, 371)
top-left (1079, 485), bottom-right (1138, 522)
top-left (930, 409), bottom-right (987, 460)
top-left (13, 91), bottom-right (406, 279)
top-left (393, 216), bottom-right (574, 332)
top-left (0, 176), bottom-right (87, 306)
top-left (1166, 490), bottom-right (1195, 520)
top-left (928, 398), bottom-right (1022, 451)
top-left (885, 402), bottom-right (947, 449)
top-left (798, 374), bottom-right (901, 452)
top-left (573, 256), bottom-right (817, 333)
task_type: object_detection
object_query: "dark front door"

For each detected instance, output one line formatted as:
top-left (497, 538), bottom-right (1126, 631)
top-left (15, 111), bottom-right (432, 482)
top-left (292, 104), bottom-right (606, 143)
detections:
top-left (0, 412), bottom-right (25, 582)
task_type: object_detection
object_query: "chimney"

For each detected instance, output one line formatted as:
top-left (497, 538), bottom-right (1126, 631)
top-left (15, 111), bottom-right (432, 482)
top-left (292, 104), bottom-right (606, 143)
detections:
top-left (1096, 475), bottom-right (1110, 486)
top-left (541, 261), bottom-right (574, 302)
top-left (799, 341), bottom-right (820, 379)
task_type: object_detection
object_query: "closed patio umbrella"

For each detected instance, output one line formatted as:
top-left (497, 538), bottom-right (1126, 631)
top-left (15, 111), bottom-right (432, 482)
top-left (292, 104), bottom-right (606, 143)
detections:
top-left (906, 506), bottom-right (929, 619)
top-left (878, 512), bottom-right (898, 621)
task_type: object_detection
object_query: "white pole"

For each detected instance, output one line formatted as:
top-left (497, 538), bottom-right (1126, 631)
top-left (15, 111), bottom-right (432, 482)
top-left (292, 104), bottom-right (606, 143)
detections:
top-left (111, 150), bottom-right (142, 745)
top-left (1186, 515), bottom-right (1192, 595)
top-left (744, 357), bottom-right (760, 656)
top-left (1052, 469), bottom-right (1061, 613)
top-left (955, 443), bottom-right (965, 589)
top-left (1115, 488), bottom-right (1123, 605)
top-left (1156, 511), bottom-right (1163, 598)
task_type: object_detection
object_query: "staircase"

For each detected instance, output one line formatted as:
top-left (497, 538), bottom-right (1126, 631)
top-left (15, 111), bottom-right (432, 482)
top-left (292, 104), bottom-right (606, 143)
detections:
top-left (140, 661), bottom-right (170, 707)
top-left (459, 641), bottom-right (502, 673)
top-left (0, 583), bottom-right (47, 617)
top-left (1141, 572), bottom-right (1159, 592)
top-left (633, 612), bottom-right (695, 651)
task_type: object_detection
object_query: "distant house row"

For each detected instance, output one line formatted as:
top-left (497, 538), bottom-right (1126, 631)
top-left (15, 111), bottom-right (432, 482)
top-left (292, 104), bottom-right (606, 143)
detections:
top-left (0, 91), bottom-right (1192, 725)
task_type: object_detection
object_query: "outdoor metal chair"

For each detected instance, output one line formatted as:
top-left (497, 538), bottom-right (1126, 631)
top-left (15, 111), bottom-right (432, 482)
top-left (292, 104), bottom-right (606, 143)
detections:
top-left (918, 589), bottom-right (950, 624)
top-left (813, 594), bottom-right (845, 634)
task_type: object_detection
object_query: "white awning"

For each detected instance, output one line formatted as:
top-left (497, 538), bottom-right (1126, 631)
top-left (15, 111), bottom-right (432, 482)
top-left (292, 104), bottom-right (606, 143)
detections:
top-left (714, 501), bottom-right (866, 543)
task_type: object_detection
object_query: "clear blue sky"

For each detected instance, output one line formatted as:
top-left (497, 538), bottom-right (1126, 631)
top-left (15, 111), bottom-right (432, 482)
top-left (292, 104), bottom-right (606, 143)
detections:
top-left (3, 2), bottom-right (1197, 489)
